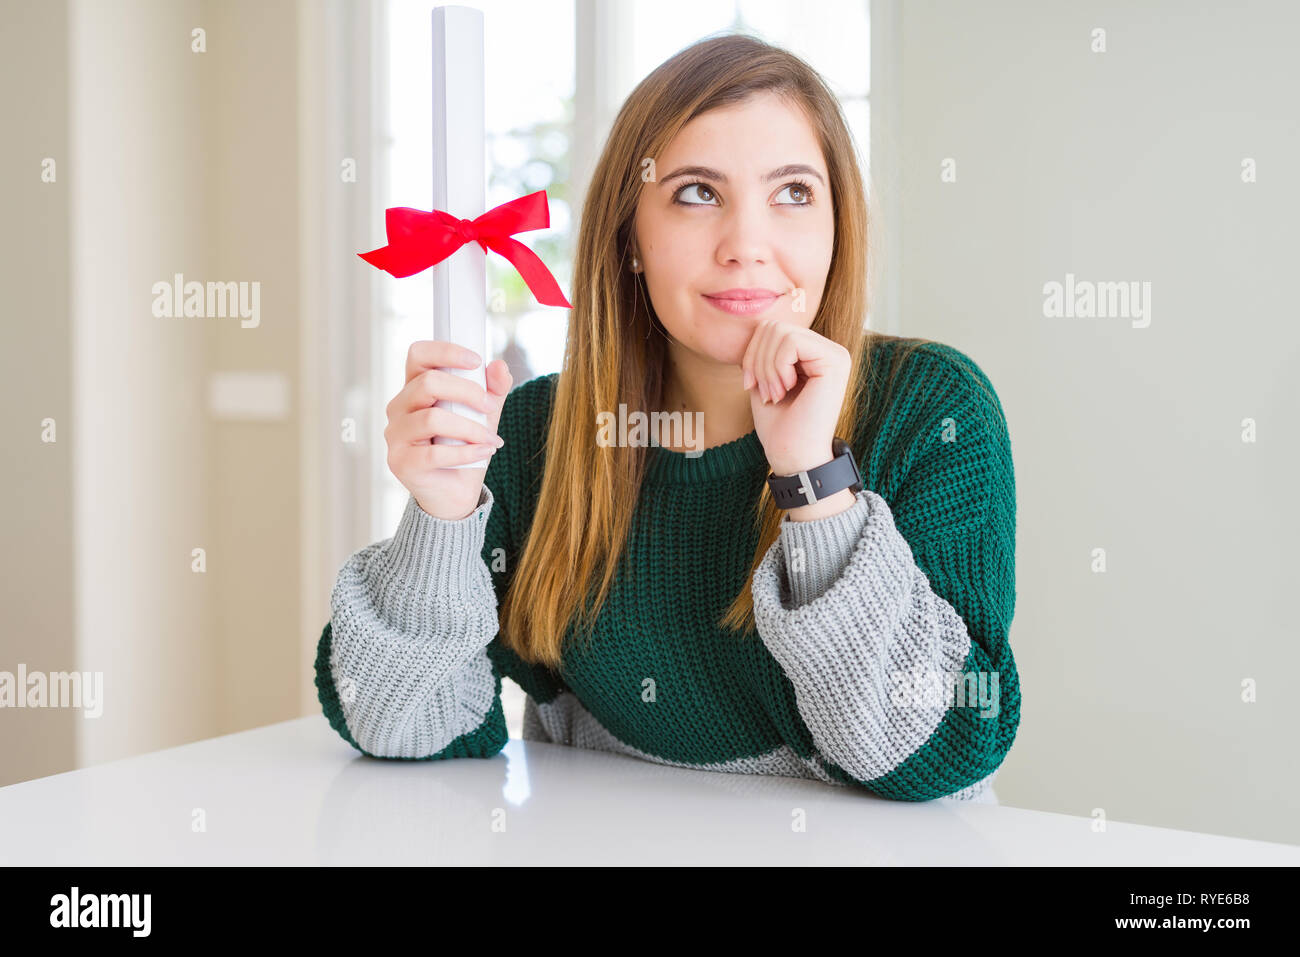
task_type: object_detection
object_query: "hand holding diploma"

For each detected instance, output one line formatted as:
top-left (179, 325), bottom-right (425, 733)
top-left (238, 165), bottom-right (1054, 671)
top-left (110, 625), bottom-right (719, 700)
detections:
top-left (384, 339), bottom-right (512, 522)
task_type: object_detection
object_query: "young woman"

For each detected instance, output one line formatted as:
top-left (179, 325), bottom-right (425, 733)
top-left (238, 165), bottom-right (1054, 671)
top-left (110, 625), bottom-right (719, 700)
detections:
top-left (316, 34), bottom-right (1019, 804)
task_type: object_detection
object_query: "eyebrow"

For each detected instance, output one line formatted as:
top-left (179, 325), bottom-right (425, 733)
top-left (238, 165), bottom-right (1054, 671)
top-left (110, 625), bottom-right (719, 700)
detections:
top-left (658, 164), bottom-right (826, 188)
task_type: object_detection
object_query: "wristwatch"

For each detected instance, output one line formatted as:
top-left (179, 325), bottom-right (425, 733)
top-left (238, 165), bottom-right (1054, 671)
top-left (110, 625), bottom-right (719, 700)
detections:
top-left (766, 436), bottom-right (863, 509)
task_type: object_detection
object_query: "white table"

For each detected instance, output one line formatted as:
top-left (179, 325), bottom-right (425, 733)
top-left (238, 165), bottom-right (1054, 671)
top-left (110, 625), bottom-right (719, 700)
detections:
top-left (1, 717), bottom-right (1295, 866)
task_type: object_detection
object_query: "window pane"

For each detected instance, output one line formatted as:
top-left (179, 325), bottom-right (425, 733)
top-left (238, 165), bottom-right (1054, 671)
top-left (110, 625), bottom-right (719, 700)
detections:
top-left (843, 95), bottom-right (870, 188)
top-left (631, 0), bottom-right (739, 78)
top-left (738, 0), bottom-right (869, 96)
top-left (380, 0), bottom-right (576, 542)
top-left (630, 1), bottom-right (868, 97)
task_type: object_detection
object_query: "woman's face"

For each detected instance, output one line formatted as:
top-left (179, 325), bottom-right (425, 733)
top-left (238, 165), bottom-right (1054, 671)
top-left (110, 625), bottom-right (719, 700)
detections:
top-left (633, 90), bottom-right (835, 369)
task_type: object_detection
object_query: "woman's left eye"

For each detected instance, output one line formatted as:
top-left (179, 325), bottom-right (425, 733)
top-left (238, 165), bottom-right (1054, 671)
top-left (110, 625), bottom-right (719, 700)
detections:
top-left (776, 181), bottom-right (814, 205)
top-left (674, 182), bottom-right (718, 205)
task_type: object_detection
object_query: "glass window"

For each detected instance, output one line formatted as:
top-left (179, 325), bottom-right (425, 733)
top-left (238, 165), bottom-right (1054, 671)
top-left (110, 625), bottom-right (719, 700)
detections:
top-left (379, 0), bottom-right (575, 538)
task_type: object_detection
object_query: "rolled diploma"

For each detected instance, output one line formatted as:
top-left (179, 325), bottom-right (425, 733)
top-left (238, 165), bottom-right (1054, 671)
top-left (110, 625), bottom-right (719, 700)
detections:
top-left (431, 5), bottom-right (488, 468)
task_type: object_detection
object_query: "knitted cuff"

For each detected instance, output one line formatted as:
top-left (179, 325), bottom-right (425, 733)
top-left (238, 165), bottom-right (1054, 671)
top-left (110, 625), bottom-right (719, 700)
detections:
top-left (377, 485), bottom-right (495, 600)
top-left (777, 489), bottom-right (873, 607)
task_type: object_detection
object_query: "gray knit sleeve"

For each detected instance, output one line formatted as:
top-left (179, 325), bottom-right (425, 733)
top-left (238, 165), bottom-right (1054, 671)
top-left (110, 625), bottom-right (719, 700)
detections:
top-left (323, 484), bottom-right (507, 759)
top-left (752, 488), bottom-right (976, 785)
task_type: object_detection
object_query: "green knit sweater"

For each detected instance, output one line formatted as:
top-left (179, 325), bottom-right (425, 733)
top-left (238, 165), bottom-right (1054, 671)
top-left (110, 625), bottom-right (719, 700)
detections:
top-left (315, 337), bottom-right (1020, 802)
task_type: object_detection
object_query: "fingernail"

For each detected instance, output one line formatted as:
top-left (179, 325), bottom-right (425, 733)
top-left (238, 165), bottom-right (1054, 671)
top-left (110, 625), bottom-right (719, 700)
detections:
top-left (758, 383), bottom-right (768, 403)
top-left (494, 435), bottom-right (505, 447)
top-left (742, 369), bottom-right (753, 390)
top-left (464, 349), bottom-right (482, 365)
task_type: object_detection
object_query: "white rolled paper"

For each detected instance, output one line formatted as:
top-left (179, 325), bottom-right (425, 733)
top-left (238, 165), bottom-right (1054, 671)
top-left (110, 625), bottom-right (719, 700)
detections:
top-left (431, 5), bottom-right (489, 468)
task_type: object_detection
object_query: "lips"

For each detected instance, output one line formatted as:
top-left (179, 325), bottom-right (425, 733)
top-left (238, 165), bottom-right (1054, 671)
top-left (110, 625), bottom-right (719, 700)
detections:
top-left (702, 289), bottom-right (783, 316)
top-left (704, 288), bottom-right (782, 300)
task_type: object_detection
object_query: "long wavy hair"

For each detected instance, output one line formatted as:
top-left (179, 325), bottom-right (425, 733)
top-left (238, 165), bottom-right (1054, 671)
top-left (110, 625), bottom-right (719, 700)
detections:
top-left (499, 32), bottom-right (935, 668)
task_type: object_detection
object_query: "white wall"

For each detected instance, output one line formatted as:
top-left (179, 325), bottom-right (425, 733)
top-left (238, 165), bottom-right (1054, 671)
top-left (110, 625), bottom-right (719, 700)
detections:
top-left (892, 0), bottom-right (1299, 843)
top-left (198, 0), bottom-right (304, 736)
top-left (69, 0), bottom-right (217, 766)
top-left (1, 0), bottom-right (311, 784)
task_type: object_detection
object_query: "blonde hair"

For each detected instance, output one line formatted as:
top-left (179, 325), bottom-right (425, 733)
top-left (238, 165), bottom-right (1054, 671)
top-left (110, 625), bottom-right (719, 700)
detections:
top-left (500, 32), bottom-right (934, 667)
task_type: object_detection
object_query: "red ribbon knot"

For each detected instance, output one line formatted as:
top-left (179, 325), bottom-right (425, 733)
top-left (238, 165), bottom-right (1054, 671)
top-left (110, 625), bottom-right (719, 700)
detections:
top-left (358, 189), bottom-right (571, 309)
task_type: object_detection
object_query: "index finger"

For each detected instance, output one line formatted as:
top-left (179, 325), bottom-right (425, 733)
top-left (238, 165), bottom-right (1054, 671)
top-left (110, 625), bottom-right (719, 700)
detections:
top-left (740, 318), bottom-right (778, 391)
top-left (405, 339), bottom-right (483, 384)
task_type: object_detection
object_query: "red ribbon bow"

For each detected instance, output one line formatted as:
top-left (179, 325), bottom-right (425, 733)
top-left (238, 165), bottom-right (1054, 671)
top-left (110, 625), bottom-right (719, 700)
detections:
top-left (358, 189), bottom-right (571, 308)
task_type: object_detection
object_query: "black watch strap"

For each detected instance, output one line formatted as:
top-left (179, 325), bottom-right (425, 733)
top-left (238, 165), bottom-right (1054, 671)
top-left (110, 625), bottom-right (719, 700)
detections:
top-left (766, 437), bottom-right (863, 509)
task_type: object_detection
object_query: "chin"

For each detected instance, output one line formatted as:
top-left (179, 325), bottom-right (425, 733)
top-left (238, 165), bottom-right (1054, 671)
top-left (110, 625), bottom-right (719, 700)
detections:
top-left (706, 343), bottom-right (751, 367)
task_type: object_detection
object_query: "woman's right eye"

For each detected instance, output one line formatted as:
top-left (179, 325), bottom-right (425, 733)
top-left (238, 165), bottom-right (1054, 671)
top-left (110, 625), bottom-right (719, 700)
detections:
top-left (674, 182), bottom-right (718, 206)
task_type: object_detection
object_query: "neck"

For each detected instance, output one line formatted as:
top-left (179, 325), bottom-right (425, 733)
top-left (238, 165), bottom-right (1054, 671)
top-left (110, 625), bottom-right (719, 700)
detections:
top-left (659, 345), bottom-right (754, 451)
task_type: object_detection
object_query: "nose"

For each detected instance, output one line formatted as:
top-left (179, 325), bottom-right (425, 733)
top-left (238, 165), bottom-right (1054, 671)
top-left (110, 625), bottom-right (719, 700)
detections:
top-left (714, 198), bottom-right (773, 268)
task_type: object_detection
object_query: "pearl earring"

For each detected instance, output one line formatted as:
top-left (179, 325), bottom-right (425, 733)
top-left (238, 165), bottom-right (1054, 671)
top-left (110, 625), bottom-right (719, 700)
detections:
top-left (631, 256), bottom-right (640, 271)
